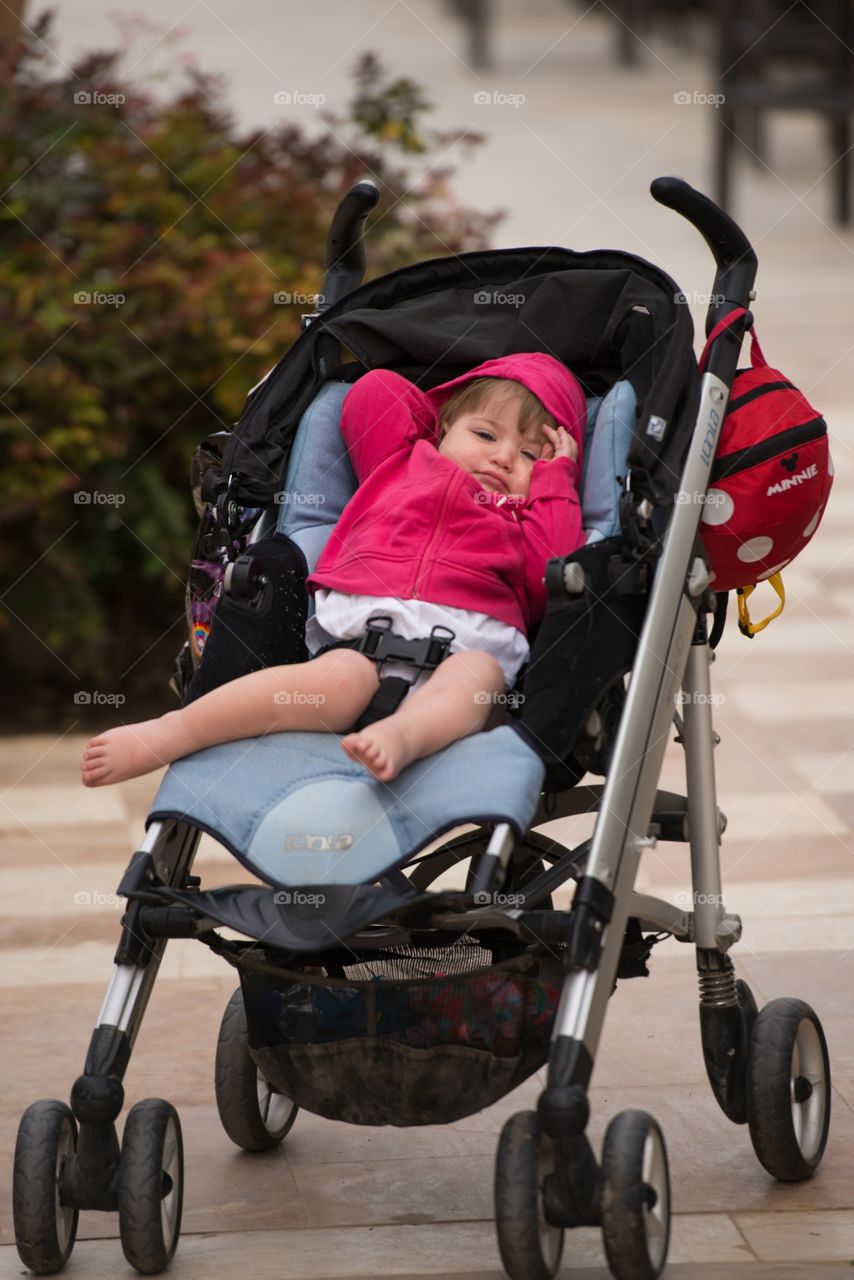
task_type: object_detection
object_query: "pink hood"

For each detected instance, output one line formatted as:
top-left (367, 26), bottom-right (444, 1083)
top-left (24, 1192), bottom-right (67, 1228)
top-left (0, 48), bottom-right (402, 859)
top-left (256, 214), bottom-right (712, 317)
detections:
top-left (424, 352), bottom-right (587, 456)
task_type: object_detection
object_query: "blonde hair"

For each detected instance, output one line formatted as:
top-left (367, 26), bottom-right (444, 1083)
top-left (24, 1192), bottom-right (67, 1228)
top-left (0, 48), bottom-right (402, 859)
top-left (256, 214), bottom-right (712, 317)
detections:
top-left (437, 376), bottom-right (556, 439)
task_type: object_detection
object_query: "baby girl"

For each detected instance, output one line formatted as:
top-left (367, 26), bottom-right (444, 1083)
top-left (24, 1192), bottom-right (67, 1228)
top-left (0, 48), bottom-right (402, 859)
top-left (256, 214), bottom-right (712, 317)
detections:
top-left (81, 352), bottom-right (586, 786)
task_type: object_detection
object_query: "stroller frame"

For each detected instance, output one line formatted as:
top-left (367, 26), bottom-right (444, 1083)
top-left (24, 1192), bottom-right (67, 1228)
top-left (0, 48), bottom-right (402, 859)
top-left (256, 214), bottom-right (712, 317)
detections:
top-left (13, 178), bottom-right (831, 1280)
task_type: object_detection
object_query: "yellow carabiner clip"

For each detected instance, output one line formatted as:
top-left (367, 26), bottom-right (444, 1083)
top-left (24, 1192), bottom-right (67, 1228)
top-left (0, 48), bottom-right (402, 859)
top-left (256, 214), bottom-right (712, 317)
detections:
top-left (737, 573), bottom-right (785, 637)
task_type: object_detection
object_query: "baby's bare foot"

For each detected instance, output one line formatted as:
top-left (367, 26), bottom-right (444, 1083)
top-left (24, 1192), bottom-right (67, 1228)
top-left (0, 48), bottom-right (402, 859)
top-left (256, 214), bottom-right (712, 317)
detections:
top-left (340, 721), bottom-right (415, 782)
top-left (81, 712), bottom-right (188, 787)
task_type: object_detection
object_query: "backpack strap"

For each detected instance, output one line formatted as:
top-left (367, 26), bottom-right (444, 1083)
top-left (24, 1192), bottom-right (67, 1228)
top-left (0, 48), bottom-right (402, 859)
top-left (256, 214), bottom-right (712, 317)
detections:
top-left (698, 307), bottom-right (766, 374)
top-left (737, 574), bottom-right (786, 637)
top-left (708, 590), bottom-right (729, 649)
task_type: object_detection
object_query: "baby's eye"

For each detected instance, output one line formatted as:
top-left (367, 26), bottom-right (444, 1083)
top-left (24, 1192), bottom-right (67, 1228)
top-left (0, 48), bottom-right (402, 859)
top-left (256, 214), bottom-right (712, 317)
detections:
top-left (474, 429), bottom-right (494, 441)
top-left (522, 449), bottom-right (538, 462)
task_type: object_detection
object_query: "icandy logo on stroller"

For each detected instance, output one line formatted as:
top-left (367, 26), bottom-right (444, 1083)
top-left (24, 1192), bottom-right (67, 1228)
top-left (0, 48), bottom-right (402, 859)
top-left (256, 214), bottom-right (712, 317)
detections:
top-left (696, 307), bottom-right (833, 636)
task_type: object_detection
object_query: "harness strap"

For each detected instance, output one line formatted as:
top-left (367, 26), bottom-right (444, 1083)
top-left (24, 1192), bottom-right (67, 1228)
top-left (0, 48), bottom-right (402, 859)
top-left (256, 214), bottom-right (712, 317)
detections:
top-left (313, 616), bottom-right (457, 732)
top-left (353, 676), bottom-right (414, 731)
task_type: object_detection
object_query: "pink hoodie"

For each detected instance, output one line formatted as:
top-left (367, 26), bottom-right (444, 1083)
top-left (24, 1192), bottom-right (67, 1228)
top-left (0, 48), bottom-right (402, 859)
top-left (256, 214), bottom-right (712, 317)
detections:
top-left (306, 353), bottom-right (587, 634)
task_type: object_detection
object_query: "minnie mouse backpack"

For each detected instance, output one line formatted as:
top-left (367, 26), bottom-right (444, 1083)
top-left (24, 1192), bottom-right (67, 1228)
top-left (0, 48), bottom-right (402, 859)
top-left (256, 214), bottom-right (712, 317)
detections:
top-left (697, 309), bottom-right (833, 635)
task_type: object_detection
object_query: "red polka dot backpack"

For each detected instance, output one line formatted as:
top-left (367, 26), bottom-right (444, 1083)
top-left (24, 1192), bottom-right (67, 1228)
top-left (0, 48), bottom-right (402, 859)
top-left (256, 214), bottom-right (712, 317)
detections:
top-left (697, 308), bottom-right (833, 636)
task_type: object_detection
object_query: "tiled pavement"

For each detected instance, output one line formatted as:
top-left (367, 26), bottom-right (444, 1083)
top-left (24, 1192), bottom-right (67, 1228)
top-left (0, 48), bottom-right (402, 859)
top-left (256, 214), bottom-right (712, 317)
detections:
top-left (3, 1), bottom-right (854, 1276)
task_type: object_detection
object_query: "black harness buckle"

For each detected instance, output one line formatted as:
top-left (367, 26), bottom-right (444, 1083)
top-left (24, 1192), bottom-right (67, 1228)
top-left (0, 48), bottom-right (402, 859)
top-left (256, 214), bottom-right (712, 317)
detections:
top-left (354, 616), bottom-right (456, 675)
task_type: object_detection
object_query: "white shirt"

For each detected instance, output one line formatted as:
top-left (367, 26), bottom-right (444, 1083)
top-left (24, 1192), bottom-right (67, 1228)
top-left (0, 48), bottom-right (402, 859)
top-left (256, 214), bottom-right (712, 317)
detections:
top-left (306, 588), bottom-right (530, 690)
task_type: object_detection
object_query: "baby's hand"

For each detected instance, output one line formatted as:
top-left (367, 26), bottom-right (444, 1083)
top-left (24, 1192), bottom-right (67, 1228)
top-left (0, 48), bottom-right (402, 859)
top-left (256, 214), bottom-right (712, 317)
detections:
top-left (540, 423), bottom-right (578, 462)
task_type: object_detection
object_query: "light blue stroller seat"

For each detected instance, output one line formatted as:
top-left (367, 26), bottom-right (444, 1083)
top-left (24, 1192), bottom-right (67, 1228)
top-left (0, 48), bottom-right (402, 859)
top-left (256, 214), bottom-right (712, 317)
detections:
top-left (149, 377), bottom-right (637, 889)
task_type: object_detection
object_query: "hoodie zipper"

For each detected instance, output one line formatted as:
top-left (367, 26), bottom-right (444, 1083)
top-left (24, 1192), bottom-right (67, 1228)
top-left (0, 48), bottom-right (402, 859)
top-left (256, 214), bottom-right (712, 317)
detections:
top-left (410, 470), bottom-right (460, 599)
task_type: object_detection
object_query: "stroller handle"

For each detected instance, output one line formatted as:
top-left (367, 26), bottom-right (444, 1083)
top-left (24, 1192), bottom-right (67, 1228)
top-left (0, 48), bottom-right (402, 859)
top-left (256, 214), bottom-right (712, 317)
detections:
top-left (320, 180), bottom-right (381, 312)
top-left (650, 177), bottom-right (758, 336)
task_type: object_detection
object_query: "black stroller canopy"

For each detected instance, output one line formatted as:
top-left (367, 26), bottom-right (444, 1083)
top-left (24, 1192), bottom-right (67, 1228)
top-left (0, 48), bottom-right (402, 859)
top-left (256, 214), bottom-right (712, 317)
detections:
top-left (220, 246), bottom-right (700, 508)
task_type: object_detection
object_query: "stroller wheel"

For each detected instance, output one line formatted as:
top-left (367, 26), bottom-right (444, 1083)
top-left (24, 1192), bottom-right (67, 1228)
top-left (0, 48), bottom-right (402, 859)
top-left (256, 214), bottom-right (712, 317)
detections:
top-left (600, 1110), bottom-right (670, 1280)
top-left (13, 1099), bottom-right (79, 1274)
top-left (746, 997), bottom-right (830, 1180)
top-left (118, 1099), bottom-right (184, 1274)
top-left (494, 1110), bottom-right (564, 1280)
top-left (215, 987), bottom-right (298, 1150)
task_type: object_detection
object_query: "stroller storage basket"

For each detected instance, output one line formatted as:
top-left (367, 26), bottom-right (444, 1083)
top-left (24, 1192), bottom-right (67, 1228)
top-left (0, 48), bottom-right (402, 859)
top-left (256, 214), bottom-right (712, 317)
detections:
top-left (239, 943), bottom-right (564, 1126)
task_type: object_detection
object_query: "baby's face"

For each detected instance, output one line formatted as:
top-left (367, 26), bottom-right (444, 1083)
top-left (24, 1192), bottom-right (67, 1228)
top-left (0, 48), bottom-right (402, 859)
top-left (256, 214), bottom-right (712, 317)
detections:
top-left (437, 397), bottom-right (546, 499)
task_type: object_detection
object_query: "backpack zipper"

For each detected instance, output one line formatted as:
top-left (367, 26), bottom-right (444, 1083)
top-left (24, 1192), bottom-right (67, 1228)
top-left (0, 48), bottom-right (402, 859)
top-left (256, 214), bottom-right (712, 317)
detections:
top-left (711, 417), bottom-right (826, 483)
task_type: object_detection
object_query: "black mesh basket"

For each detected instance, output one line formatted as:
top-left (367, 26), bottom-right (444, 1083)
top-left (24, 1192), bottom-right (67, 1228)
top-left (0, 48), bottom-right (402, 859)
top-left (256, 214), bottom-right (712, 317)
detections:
top-left (237, 939), bottom-right (565, 1126)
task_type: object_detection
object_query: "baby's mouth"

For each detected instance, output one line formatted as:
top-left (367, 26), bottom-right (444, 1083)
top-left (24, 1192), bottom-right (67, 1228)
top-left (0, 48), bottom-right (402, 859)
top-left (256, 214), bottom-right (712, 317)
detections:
top-left (477, 471), bottom-right (508, 493)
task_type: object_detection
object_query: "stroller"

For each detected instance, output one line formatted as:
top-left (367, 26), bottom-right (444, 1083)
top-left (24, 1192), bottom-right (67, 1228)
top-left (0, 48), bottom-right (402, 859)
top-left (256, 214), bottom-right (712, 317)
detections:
top-left (13, 176), bottom-right (831, 1280)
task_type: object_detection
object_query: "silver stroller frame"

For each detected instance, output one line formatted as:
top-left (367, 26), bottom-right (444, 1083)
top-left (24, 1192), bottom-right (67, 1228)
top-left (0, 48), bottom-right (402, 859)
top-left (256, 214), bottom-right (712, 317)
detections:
top-left (12, 178), bottom-right (831, 1280)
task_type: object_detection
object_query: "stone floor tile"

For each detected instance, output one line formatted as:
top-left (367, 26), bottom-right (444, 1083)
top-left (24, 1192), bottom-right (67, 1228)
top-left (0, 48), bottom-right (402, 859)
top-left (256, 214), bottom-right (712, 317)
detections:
top-left (0, 784), bottom-right (127, 830)
top-left (582, 1082), bottom-right (852, 1215)
top-left (688, 791), bottom-right (846, 843)
top-left (667, 1213), bottom-right (754, 1265)
top-left (289, 1154), bottom-right (497, 1229)
top-left (589, 956), bottom-right (710, 1088)
top-left (734, 1210), bottom-right (854, 1263)
top-left (642, 878), bottom-right (854, 922)
top-left (0, 937), bottom-right (231, 987)
top-left (273, 1108), bottom-right (491, 1164)
top-left (7, 1231), bottom-right (854, 1278)
top-left (0, 980), bottom-right (227, 1118)
top-left (0, 863), bottom-right (128, 920)
top-left (791, 751), bottom-right (854, 795)
top-left (633, 835), bottom-right (850, 886)
top-left (726, 685), bottom-right (854, 723)
top-left (0, 824), bottom-right (139, 868)
top-left (730, 951), bottom-right (854, 1022)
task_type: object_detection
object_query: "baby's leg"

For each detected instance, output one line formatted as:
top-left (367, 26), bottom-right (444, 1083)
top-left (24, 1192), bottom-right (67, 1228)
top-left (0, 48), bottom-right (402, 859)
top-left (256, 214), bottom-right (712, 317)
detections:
top-left (81, 649), bottom-right (379, 786)
top-left (340, 650), bottom-right (505, 782)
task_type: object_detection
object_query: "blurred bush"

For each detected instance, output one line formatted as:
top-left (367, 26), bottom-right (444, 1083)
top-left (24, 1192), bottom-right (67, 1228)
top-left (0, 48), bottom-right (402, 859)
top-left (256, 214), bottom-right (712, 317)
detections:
top-left (0, 12), bottom-right (500, 727)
